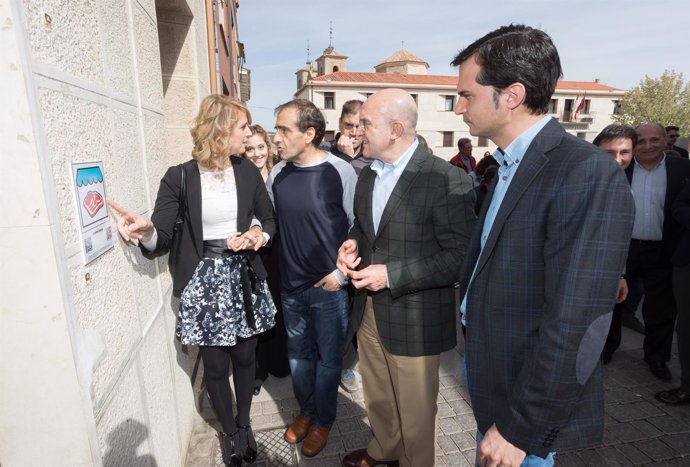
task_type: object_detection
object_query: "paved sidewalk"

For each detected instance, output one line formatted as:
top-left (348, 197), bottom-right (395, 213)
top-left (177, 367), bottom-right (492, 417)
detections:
top-left (185, 327), bottom-right (690, 466)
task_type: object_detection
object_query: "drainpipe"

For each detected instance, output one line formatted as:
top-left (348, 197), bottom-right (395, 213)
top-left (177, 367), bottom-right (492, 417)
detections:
top-left (205, 0), bottom-right (217, 94)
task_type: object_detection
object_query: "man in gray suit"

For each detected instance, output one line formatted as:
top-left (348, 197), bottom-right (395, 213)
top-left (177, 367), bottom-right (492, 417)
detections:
top-left (454, 25), bottom-right (635, 467)
top-left (337, 88), bottom-right (475, 467)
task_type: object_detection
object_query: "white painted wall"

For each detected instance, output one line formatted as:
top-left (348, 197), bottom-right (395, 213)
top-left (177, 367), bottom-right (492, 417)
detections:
top-left (297, 85), bottom-right (488, 161)
top-left (1, 0), bottom-right (211, 465)
top-left (298, 83), bottom-right (624, 161)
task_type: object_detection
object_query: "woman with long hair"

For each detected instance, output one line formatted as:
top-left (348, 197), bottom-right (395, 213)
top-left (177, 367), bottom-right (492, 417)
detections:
top-left (243, 124), bottom-right (275, 180)
top-left (108, 95), bottom-right (276, 466)
top-left (242, 124), bottom-right (290, 395)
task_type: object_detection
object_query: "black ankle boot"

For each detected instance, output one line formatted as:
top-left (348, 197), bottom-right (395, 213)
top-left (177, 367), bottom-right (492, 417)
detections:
top-left (219, 430), bottom-right (243, 466)
top-left (236, 419), bottom-right (257, 462)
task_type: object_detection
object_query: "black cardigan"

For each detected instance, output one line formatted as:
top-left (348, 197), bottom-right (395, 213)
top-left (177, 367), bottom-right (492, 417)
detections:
top-left (141, 156), bottom-right (276, 295)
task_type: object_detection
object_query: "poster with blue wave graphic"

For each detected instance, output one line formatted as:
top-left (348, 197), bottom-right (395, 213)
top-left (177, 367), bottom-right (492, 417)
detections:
top-left (70, 161), bottom-right (114, 264)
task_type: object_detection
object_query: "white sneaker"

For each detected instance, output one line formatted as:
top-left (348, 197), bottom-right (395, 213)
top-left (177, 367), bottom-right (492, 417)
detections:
top-left (340, 369), bottom-right (359, 393)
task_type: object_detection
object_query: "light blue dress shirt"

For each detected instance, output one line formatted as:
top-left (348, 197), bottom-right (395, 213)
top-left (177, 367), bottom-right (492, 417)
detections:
top-left (460, 116), bottom-right (552, 320)
top-left (630, 155), bottom-right (666, 241)
top-left (369, 139), bottom-right (419, 288)
top-left (370, 139), bottom-right (419, 234)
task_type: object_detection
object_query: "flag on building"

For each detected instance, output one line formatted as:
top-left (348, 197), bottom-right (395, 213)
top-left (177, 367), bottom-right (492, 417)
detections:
top-left (572, 94), bottom-right (586, 121)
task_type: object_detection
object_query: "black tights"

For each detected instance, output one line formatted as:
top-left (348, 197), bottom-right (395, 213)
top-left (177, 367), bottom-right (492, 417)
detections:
top-left (200, 337), bottom-right (257, 433)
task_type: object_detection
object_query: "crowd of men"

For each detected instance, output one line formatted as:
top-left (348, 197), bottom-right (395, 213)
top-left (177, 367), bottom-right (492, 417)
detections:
top-left (593, 122), bottom-right (690, 406)
top-left (257, 24), bottom-right (689, 467)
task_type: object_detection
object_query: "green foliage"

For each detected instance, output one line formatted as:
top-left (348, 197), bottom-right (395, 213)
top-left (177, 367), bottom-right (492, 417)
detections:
top-left (613, 70), bottom-right (690, 134)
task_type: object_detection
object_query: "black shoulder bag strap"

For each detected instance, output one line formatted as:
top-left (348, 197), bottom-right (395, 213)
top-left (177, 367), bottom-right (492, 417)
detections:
top-left (169, 164), bottom-right (187, 273)
top-left (175, 164), bottom-right (187, 228)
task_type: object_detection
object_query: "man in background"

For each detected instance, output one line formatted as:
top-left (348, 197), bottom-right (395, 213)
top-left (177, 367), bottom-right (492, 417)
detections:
top-left (592, 124), bottom-right (638, 364)
top-left (624, 123), bottom-right (690, 381)
top-left (666, 125), bottom-right (689, 158)
top-left (450, 137), bottom-right (477, 182)
top-left (323, 99), bottom-right (374, 174)
top-left (656, 181), bottom-right (690, 405)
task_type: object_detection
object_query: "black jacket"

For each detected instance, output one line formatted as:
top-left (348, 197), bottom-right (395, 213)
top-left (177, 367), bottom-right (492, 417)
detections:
top-left (141, 156), bottom-right (275, 295)
top-left (625, 156), bottom-right (690, 262)
top-left (672, 181), bottom-right (690, 267)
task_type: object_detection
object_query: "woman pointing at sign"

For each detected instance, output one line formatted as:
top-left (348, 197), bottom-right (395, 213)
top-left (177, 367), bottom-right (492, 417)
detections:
top-left (108, 95), bottom-right (276, 466)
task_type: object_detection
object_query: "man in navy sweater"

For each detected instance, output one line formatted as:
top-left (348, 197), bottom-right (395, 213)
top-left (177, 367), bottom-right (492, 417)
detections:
top-left (267, 99), bottom-right (357, 457)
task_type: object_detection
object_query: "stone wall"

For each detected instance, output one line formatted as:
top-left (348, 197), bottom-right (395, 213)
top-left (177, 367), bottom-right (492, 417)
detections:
top-left (1, 0), bottom-right (211, 465)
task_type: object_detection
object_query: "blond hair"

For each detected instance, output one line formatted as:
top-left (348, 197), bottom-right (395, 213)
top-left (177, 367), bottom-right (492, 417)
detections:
top-left (190, 95), bottom-right (251, 170)
top-left (247, 124), bottom-right (275, 173)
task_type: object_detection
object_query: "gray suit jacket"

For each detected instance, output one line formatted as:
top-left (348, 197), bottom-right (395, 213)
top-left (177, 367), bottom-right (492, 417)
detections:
top-left (349, 145), bottom-right (475, 357)
top-left (458, 118), bottom-right (635, 457)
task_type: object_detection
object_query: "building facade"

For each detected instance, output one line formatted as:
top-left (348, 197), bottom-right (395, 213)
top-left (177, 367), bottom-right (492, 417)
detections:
top-left (1, 0), bottom-right (246, 465)
top-left (296, 48), bottom-right (626, 160)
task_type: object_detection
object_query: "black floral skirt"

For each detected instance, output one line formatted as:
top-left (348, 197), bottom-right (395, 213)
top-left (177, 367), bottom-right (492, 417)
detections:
top-left (177, 255), bottom-right (276, 346)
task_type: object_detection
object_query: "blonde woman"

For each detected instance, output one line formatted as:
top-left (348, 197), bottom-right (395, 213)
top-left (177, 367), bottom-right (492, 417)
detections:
top-left (243, 124), bottom-right (275, 180)
top-left (242, 124), bottom-right (290, 396)
top-left (108, 95), bottom-right (275, 466)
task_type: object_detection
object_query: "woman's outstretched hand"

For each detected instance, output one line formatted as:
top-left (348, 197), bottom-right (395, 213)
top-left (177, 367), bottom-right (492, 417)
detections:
top-left (107, 199), bottom-right (155, 244)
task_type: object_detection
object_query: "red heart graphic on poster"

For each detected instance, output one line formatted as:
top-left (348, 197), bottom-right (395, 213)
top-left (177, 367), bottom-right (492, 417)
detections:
top-left (84, 191), bottom-right (104, 217)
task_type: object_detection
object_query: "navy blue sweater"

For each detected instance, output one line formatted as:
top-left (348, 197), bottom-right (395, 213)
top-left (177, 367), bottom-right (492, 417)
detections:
top-left (267, 153), bottom-right (356, 293)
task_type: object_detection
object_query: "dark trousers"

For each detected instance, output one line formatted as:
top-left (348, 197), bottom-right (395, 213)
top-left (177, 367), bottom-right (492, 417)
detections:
top-left (627, 241), bottom-right (677, 363)
top-left (342, 293), bottom-right (359, 370)
top-left (603, 301), bottom-right (625, 357)
top-left (674, 264), bottom-right (690, 390)
top-left (622, 277), bottom-right (644, 319)
top-left (256, 240), bottom-right (290, 383)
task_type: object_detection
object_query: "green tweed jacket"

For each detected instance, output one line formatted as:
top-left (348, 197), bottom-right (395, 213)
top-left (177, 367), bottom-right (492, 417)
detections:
top-left (348, 145), bottom-right (476, 357)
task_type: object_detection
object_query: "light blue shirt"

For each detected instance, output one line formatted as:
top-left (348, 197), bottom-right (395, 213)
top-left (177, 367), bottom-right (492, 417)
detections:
top-left (370, 139), bottom-right (419, 234)
top-left (460, 116), bottom-right (552, 320)
top-left (630, 155), bottom-right (666, 241)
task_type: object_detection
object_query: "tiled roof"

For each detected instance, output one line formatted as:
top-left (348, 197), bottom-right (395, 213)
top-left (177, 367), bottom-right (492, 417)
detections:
top-left (556, 80), bottom-right (622, 91)
top-left (310, 72), bottom-right (622, 91)
top-left (375, 49), bottom-right (429, 67)
top-left (313, 72), bottom-right (452, 84)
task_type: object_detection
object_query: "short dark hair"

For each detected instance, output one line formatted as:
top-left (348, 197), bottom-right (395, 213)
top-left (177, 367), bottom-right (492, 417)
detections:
top-left (457, 137), bottom-right (472, 150)
top-left (665, 125), bottom-right (680, 132)
top-left (593, 124), bottom-right (637, 148)
top-left (483, 164), bottom-right (498, 184)
top-left (450, 24), bottom-right (562, 115)
top-left (274, 99), bottom-right (326, 147)
top-left (340, 100), bottom-right (363, 119)
top-left (475, 155), bottom-right (499, 177)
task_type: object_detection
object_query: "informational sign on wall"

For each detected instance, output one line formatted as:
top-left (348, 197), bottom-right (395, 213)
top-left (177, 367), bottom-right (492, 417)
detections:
top-left (70, 161), bottom-right (114, 264)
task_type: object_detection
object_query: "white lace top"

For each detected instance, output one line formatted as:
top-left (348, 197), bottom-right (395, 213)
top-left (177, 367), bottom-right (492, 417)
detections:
top-left (199, 164), bottom-right (238, 240)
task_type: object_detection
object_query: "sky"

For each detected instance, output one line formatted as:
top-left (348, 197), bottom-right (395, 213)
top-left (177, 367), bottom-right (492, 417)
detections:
top-left (236, 0), bottom-right (690, 129)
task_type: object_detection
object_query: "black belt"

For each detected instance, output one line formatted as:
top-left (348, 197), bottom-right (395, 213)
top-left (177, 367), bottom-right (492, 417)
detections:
top-left (630, 239), bottom-right (662, 245)
top-left (203, 239), bottom-right (241, 258)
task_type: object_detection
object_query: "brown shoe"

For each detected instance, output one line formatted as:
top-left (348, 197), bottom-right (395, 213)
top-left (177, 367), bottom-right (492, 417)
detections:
top-left (301, 426), bottom-right (330, 457)
top-left (284, 415), bottom-right (312, 444)
top-left (342, 448), bottom-right (399, 467)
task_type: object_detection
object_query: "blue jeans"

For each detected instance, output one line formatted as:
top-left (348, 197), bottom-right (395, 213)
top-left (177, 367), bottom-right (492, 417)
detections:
top-left (282, 286), bottom-right (348, 428)
top-left (476, 431), bottom-right (554, 467)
